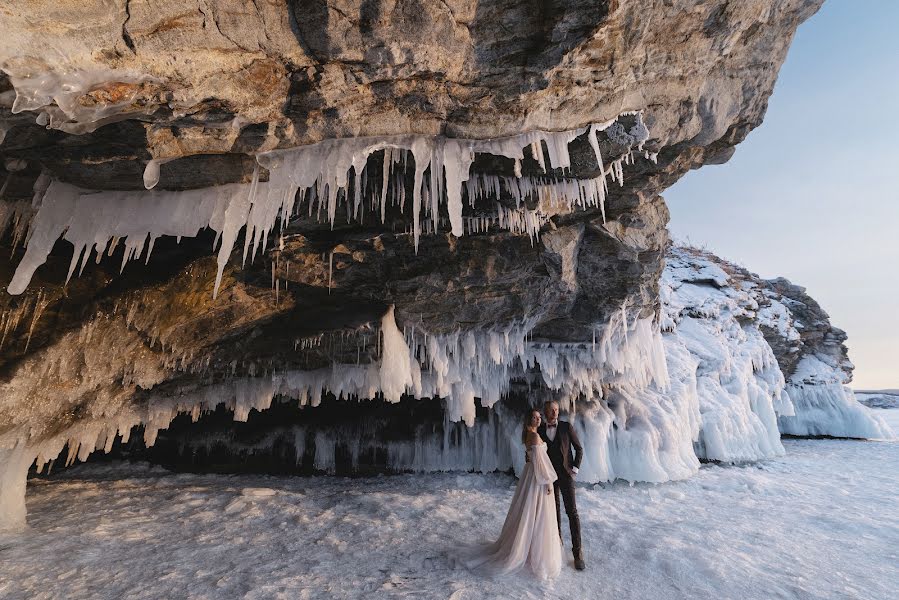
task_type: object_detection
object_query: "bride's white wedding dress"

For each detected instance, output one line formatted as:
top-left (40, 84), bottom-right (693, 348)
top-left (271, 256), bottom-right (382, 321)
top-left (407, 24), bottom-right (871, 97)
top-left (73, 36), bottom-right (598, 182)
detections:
top-left (463, 442), bottom-right (563, 580)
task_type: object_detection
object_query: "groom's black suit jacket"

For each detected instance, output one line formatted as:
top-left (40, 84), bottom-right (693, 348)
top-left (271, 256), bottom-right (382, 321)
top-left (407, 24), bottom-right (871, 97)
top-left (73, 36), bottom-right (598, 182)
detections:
top-left (538, 420), bottom-right (583, 480)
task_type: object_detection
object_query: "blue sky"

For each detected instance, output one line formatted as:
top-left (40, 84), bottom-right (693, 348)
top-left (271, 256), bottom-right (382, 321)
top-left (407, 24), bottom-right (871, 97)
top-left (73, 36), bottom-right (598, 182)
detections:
top-left (665, 0), bottom-right (899, 389)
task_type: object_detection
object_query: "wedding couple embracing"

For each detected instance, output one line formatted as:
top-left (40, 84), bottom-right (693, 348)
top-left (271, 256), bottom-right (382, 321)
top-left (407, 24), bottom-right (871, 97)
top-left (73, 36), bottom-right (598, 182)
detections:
top-left (464, 400), bottom-right (586, 580)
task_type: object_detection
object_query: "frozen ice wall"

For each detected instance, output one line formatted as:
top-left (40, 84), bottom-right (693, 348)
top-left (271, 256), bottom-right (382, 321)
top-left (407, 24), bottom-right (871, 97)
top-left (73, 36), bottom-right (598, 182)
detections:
top-left (661, 248), bottom-right (790, 463)
top-left (665, 247), bottom-right (892, 443)
top-left (779, 356), bottom-right (892, 439)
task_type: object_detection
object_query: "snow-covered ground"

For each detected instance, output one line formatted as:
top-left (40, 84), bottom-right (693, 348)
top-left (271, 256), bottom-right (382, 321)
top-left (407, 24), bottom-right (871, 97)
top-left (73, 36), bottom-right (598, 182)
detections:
top-left (2, 418), bottom-right (897, 600)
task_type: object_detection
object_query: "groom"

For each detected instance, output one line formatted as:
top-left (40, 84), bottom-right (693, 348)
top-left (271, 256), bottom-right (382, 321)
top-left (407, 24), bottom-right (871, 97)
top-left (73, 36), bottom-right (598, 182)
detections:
top-left (538, 400), bottom-right (586, 570)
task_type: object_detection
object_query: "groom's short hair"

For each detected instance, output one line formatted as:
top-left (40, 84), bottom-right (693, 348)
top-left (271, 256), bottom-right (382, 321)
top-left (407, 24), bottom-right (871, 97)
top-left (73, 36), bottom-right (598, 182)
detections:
top-left (543, 400), bottom-right (559, 410)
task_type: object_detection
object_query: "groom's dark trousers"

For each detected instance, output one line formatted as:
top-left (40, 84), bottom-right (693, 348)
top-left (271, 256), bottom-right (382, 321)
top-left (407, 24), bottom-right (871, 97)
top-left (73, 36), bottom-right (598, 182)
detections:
top-left (538, 420), bottom-right (583, 553)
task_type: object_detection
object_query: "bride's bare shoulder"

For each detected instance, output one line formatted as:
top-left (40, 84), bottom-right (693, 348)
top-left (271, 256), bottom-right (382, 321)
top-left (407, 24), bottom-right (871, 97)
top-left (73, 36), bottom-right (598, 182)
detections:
top-left (525, 431), bottom-right (543, 446)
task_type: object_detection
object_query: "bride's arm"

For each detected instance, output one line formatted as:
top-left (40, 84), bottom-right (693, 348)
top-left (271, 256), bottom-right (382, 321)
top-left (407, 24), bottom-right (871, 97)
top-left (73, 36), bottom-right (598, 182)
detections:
top-left (531, 445), bottom-right (559, 486)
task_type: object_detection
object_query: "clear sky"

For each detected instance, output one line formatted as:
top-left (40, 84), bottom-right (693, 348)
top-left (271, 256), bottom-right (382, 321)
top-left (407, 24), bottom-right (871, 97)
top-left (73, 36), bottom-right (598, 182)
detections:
top-left (665, 0), bottom-right (899, 390)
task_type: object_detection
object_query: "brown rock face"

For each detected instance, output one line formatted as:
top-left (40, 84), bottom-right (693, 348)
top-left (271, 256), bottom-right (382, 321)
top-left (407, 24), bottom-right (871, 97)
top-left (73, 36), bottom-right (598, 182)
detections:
top-left (1, 0), bottom-right (820, 184)
top-left (763, 277), bottom-right (855, 384)
top-left (0, 2), bottom-right (821, 458)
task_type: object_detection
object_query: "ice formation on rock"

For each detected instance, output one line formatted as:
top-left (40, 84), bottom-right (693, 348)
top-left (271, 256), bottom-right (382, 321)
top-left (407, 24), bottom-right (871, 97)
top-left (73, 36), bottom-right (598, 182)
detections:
top-left (6, 69), bottom-right (161, 135)
top-left (661, 250), bottom-right (790, 462)
top-left (6, 115), bottom-right (651, 298)
top-left (163, 241), bottom-right (897, 485)
top-left (778, 356), bottom-right (892, 439)
top-left (0, 302), bottom-right (670, 529)
top-left (571, 338), bottom-right (702, 483)
top-left (0, 197), bottom-right (33, 253)
top-left (666, 247), bottom-right (891, 443)
top-left (0, 446), bottom-right (31, 530)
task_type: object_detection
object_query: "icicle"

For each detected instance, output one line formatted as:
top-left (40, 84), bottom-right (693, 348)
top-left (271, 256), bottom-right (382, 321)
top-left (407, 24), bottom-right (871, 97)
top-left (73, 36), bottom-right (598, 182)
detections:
top-left (8, 117), bottom-right (652, 296)
top-left (379, 305), bottom-right (414, 402)
top-left (24, 290), bottom-right (50, 352)
top-left (380, 148), bottom-right (392, 224)
top-left (441, 139), bottom-right (475, 237)
top-left (214, 181), bottom-right (255, 299)
top-left (328, 250), bottom-right (334, 294)
top-left (530, 141), bottom-right (546, 172)
top-left (142, 158), bottom-right (173, 190)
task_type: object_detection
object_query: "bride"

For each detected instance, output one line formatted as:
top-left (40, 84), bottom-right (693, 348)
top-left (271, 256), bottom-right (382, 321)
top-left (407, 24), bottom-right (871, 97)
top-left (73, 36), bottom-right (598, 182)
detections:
top-left (463, 409), bottom-right (562, 580)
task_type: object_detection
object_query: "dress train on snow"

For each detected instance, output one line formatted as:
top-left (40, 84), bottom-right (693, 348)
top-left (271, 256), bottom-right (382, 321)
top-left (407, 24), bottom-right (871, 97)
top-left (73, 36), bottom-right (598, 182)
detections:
top-left (462, 442), bottom-right (562, 580)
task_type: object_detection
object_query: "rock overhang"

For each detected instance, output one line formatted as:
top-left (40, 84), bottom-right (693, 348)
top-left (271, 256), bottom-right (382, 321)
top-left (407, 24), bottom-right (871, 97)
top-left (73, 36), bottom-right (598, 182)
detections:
top-left (0, 0), bottom-right (828, 529)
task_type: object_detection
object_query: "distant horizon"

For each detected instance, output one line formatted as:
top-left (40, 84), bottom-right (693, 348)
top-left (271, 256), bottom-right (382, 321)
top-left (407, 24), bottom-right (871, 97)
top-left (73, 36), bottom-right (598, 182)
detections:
top-left (665, 0), bottom-right (899, 388)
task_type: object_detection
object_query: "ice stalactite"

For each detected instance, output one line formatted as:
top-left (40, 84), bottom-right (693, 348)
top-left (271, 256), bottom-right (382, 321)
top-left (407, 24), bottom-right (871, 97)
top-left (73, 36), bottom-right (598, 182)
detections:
top-left (0, 305), bottom-right (670, 489)
top-left (462, 204), bottom-right (548, 243)
top-left (5, 114), bottom-right (655, 297)
top-left (1, 290), bottom-right (54, 352)
top-left (142, 158), bottom-right (175, 190)
top-left (572, 337), bottom-right (702, 483)
top-left (5, 180), bottom-right (250, 296)
top-left (154, 307), bottom-right (669, 436)
top-left (464, 173), bottom-right (613, 222)
top-left (268, 406), bottom-right (521, 476)
top-left (0, 445), bottom-right (33, 531)
top-left (0, 303), bottom-right (681, 527)
top-left (148, 325), bottom-right (699, 485)
top-left (379, 305), bottom-right (416, 403)
top-left (0, 198), bottom-right (35, 253)
top-left (253, 118), bottom-right (624, 252)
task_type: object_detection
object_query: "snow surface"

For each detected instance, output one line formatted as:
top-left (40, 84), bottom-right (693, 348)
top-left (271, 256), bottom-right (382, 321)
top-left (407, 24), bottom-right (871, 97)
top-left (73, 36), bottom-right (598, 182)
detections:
top-left (1, 432), bottom-right (897, 600)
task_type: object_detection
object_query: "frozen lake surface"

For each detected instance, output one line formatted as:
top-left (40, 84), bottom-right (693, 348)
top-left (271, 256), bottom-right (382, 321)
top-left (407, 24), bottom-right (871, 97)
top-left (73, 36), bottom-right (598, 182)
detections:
top-left (1, 416), bottom-right (897, 600)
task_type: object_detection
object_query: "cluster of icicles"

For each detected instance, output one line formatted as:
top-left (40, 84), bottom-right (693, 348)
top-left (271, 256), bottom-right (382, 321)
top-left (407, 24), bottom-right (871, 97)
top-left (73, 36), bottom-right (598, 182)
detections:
top-left (7, 304), bottom-right (668, 477)
top-left (6, 114), bottom-right (653, 298)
